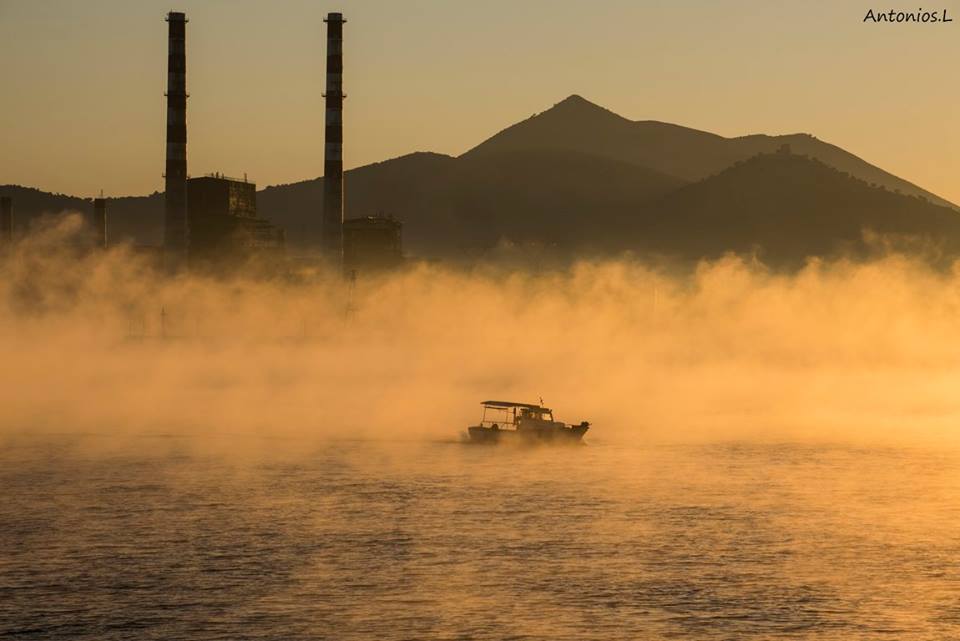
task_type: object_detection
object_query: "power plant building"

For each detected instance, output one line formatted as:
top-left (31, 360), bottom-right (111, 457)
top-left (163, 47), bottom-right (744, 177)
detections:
top-left (343, 215), bottom-right (402, 274)
top-left (187, 174), bottom-right (284, 268)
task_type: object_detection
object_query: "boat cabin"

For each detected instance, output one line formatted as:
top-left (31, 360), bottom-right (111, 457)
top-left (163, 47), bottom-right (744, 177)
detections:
top-left (479, 400), bottom-right (556, 430)
top-left (468, 399), bottom-right (590, 443)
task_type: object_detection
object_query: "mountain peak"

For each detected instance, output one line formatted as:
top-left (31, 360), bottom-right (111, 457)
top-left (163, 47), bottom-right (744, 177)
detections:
top-left (543, 94), bottom-right (626, 121)
top-left (461, 94), bottom-right (631, 158)
top-left (556, 94), bottom-right (594, 107)
top-left (461, 94), bottom-right (953, 208)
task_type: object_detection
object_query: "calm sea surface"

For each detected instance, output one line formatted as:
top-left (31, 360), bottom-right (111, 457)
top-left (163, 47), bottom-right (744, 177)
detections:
top-left (2, 436), bottom-right (959, 640)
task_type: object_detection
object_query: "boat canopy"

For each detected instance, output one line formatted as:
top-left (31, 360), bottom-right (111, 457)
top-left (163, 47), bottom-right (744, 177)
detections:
top-left (481, 400), bottom-right (551, 412)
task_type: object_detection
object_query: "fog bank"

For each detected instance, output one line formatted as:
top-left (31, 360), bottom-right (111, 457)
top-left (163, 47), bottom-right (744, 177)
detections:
top-left (3, 214), bottom-right (960, 449)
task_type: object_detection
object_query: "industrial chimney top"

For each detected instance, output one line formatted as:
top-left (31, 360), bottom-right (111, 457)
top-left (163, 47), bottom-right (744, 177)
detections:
top-left (166, 11), bottom-right (187, 22)
top-left (324, 12), bottom-right (346, 22)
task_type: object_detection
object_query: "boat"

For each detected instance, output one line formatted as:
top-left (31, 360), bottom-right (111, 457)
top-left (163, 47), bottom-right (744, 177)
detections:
top-left (467, 400), bottom-right (590, 444)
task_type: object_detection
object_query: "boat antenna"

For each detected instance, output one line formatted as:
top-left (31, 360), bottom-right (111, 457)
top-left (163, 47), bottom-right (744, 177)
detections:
top-left (539, 396), bottom-right (544, 407)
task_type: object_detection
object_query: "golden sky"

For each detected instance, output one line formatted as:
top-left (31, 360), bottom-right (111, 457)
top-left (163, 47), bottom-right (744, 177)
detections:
top-left (1, 0), bottom-right (957, 203)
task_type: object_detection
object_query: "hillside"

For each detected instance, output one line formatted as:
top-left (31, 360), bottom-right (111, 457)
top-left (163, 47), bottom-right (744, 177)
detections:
top-left (0, 185), bottom-right (164, 245)
top-left (254, 149), bottom-right (684, 255)
top-left (637, 151), bottom-right (960, 264)
top-left (464, 95), bottom-right (955, 210)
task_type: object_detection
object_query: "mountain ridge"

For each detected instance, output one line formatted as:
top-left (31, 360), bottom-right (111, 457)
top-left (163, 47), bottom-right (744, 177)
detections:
top-left (464, 95), bottom-right (955, 210)
top-left (2, 94), bottom-right (958, 264)
top-left (637, 151), bottom-right (960, 265)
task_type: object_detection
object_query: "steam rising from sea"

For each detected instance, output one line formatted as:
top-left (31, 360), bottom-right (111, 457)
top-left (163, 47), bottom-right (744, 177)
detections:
top-left (2, 213), bottom-right (959, 446)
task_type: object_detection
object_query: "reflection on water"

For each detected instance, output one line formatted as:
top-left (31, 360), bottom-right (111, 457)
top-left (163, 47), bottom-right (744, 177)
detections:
top-left (2, 437), bottom-right (959, 640)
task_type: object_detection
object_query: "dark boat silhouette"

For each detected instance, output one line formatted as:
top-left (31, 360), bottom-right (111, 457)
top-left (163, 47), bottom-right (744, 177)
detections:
top-left (467, 400), bottom-right (590, 444)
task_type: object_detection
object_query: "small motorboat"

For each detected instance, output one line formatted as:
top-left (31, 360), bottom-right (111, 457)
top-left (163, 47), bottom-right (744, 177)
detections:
top-left (467, 400), bottom-right (590, 444)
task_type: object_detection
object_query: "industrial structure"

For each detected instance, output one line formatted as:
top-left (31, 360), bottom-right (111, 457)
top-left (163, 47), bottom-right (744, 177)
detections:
top-left (2, 10), bottom-right (403, 274)
top-left (157, 11), bottom-right (286, 272)
top-left (343, 215), bottom-right (402, 274)
top-left (320, 11), bottom-right (404, 275)
top-left (322, 12), bottom-right (346, 263)
top-left (186, 174), bottom-right (284, 268)
top-left (1, 197), bottom-right (12, 245)
top-left (163, 11), bottom-right (189, 267)
top-left (93, 197), bottom-right (107, 249)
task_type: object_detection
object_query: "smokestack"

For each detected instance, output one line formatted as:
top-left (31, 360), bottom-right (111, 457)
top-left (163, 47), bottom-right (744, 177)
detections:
top-left (93, 198), bottom-right (107, 249)
top-left (164, 11), bottom-right (188, 266)
top-left (321, 12), bottom-right (346, 262)
top-left (0, 197), bottom-right (11, 245)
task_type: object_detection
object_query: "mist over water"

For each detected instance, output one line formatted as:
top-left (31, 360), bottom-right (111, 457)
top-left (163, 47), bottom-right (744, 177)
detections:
top-left (3, 214), bottom-right (960, 639)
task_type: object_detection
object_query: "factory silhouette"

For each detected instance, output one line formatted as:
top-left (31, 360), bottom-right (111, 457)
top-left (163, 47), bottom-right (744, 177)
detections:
top-left (0, 10), bottom-right (400, 277)
top-left (161, 10), bottom-right (399, 275)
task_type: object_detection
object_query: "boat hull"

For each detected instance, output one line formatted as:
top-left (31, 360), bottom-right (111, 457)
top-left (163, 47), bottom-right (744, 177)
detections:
top-left (468, 423), bottom-right (589, 444)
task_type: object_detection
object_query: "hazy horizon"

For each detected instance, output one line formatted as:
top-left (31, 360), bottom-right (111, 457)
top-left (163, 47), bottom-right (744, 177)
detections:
top-left (1, 0), bottom-right (957, 203)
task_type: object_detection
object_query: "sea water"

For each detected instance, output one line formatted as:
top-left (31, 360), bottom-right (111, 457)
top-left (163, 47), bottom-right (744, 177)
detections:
top-left (2, 436), bottom-right (959, 640)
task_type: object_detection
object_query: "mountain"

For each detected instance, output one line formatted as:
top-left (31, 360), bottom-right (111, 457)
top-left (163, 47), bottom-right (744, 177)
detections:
top-left (634, 151), bottom-right (960, 265)
top-left (464, 95), bottom-right (955, 210)
top-left (3, 94), bottom-right (958, 264)
top-left (242, 149), bottom-right (684, 256)
top-left (0, 185), bottom-right (164, 245)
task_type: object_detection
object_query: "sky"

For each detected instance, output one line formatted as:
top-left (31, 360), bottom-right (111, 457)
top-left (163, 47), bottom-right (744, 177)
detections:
top-left (0, 0), bottom-right (957, 203)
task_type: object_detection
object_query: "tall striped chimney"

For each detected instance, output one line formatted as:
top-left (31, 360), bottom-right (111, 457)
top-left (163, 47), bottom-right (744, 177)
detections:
top-left (93, 198), bottom-right (107, 249)
top-left (321, 12), bottom-right (345, 261)
top-left (164, 11), bottom-right (188, 265)
top-left (0, 197), bottom-right (12, 245)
